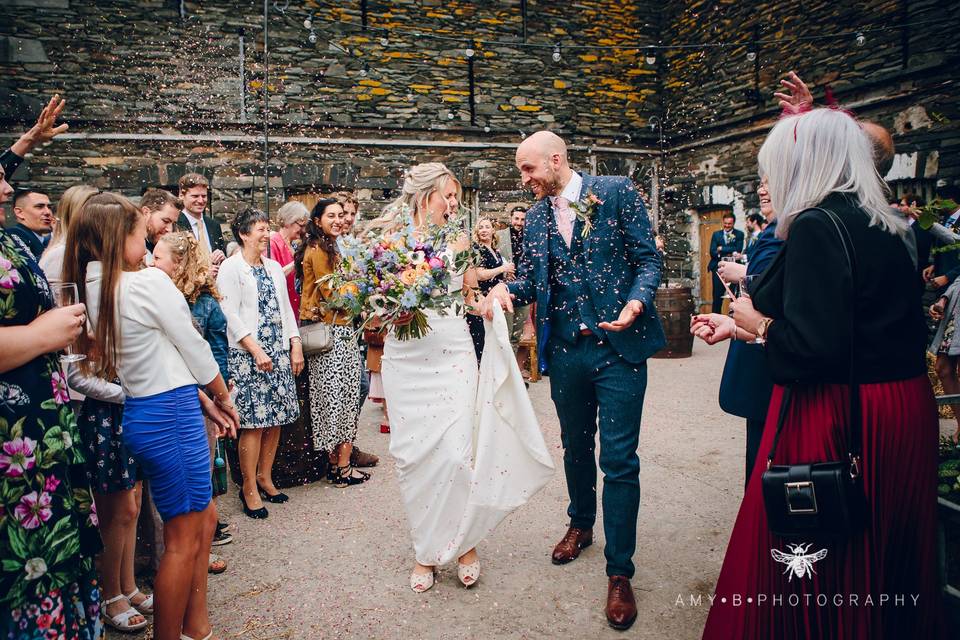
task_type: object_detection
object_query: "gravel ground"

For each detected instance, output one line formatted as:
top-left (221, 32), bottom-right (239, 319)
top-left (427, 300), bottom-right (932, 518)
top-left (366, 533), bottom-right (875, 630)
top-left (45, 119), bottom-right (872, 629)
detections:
top-left (113, 341), bottom-right (957, 639)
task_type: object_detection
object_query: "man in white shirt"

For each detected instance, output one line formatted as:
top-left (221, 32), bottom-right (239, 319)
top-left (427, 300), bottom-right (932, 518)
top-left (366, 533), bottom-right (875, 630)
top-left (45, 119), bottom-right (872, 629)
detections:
top-left (140, 188), bottom-right (179, 266)
top-left (176, 173), bottom-right (226, 276)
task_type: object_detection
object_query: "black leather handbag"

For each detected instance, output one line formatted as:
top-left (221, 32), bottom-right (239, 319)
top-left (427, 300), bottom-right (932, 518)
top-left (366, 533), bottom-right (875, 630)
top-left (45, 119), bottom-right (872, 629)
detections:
top-left (760, 208), bottom-right (867, 539)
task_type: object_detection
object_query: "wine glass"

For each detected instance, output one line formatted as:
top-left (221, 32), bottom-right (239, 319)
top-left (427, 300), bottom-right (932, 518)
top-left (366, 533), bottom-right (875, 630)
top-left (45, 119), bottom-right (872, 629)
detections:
top-left (50, 282), bottom-right (87, 363)
top-left (739, 275), bottom-right (764, 344)
top-left (719, 257), bottom-right (739, 299)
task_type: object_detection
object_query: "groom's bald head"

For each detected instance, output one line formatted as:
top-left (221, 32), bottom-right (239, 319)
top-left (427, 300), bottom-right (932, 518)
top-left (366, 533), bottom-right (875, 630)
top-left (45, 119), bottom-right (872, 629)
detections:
top-left (516, 131), bottom-right (573, 200)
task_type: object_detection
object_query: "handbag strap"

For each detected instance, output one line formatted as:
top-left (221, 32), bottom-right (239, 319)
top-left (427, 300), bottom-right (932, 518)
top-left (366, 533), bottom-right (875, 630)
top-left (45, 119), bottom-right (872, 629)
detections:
top-left (765, 206), bottom-right (862, 476)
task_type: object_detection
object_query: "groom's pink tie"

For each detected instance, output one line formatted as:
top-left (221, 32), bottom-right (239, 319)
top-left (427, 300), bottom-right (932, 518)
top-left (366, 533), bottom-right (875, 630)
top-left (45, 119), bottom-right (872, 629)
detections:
top-left (553, 196), bottom-right (574, 247)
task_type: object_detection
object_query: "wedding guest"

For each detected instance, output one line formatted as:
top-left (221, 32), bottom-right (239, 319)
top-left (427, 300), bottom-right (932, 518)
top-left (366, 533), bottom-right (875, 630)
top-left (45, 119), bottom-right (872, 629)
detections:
top-left (364, 327), bottom-right (390, 433)
top-left (744, 212), bottom-right (766, 250)
top-left (0, 94), bottom-right (68, 195)
top-left (226, 241), bottom-right (240, 258)
top-left (39, 184), bottom-right (98, 284)
top-left (0, 164), bottom-right (104, 639)
top-left (152, 231), bottom-right (234, 553)
top-left (296, 199), bottom-right (367, 486)
top-left (691, 176), bottom-right (783, 485)
top-left (497, 205), bottom-right (530, 358)
top-left (217, 208), bottom-right (302, 517)
top-left (467, 217), bottom-right (514, 361)
top-left (706, 212), bottom-right (744, 313)
top-left (176, 173), bottom-right (226, 276)
top-left (140, 188), bottom-right (181, 265)
top-left (266, 200), bottom-right (308, 318)
top-left (9, 189), bottom-right (54, 260)
top-left (697, 108), bottom-right (940, 639)
top-left (66, 191), bottom-right (239, 640)
top-left (336, 191), bottom-right (359, 233)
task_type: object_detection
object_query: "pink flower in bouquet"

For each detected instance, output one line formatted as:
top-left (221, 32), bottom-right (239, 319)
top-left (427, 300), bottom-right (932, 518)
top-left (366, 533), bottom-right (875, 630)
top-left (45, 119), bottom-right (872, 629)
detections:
top-left (428, 257), bottom-right (444, 269)
top-left (0, 437), bottom-right (37, 477)
top-left (51, 371), bottom-right (69, 405)
top-left (14, 490), bottom-right (53, 530)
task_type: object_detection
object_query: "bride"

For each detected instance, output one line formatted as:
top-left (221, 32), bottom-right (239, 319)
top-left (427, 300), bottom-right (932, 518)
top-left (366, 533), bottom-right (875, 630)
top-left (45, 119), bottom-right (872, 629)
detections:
top-left (370, 163), bottom-right (553, 593)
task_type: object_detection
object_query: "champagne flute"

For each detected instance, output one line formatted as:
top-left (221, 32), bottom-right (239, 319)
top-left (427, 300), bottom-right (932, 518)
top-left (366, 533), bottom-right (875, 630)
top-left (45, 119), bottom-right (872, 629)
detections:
top-left (50, 282), bottom-right (87, 363)
top-left (719, 257), bottom-right (739, 299)
top-left (739, 275), bottom-right (764, 344)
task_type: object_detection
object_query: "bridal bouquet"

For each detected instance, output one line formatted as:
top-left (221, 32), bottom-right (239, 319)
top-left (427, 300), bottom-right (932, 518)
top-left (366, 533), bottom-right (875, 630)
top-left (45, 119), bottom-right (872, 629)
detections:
top-left (321, 210), bottom-right (470, 340)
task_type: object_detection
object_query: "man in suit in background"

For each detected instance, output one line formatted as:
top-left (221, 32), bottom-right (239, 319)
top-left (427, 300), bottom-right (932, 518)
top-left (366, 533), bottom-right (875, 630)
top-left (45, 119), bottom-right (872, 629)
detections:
top-left (176, 172), bottom-right (226, 276)
top-left (497, 205), bottom-right (530, 360)
top-left (9, 189), bottom-right (53, 260)
top-left (707, 212), bottom-right (744, 313)
top-left (484, 131), bottom-right (664, 631)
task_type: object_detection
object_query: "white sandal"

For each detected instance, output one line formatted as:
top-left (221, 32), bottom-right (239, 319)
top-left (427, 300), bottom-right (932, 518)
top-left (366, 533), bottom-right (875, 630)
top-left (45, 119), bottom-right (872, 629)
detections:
top-left (180, 632), bottom-right (213, 640)
top-left (101, 594), bottom-right (149, 632)
top-left (457, 560), bottom-right (481, 588)
top-left (125, 587), bottom-right (154, 615)
top-left (409, 566), bottom-right (437, 593)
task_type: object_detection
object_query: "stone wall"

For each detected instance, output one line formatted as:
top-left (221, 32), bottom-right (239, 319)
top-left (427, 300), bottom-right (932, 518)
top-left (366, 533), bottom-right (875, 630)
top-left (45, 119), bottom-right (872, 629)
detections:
top-left (1, 0), bottom-right (662, 227)
top-left (654, 0), bottom-right (960, 291)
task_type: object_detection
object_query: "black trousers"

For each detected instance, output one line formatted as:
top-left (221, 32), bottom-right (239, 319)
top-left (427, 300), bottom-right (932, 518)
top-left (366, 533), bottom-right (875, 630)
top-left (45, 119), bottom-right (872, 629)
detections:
top-left (711, 270), bottom-right (725, 314)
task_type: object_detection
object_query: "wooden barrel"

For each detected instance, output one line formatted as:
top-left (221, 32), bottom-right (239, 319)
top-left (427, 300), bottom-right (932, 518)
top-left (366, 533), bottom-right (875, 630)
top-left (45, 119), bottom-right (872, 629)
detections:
top-left (226, 367), bottom-right (329, 490)
top-left (652, 286), bottom-right (695, 359)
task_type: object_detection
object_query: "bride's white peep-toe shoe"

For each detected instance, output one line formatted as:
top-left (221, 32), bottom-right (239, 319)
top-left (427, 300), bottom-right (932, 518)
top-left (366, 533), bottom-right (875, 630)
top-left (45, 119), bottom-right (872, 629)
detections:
top-left (410, 567), bottom-right (437, 593)
top-left (457, 560), bottom-right (481, 588)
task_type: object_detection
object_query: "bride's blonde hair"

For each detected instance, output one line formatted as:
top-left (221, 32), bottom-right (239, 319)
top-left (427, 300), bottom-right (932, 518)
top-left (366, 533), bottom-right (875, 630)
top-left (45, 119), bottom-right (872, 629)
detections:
top-left (366, 162), bottom-right (461, 233)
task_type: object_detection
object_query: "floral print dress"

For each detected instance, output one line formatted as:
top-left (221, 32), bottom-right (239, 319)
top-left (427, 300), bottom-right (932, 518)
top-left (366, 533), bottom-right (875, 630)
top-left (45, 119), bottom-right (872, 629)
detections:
top-left (228, 264), bottom-right (299, 429)
top-left (0, 230), bottom-right (103, 640)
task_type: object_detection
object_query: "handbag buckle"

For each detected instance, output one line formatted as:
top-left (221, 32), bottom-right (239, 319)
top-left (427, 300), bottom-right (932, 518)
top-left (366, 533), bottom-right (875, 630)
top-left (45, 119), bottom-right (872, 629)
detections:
top-left (785, 481), bottom-right (817, 514)
top-left (849, 455), bottom-right (860, 480)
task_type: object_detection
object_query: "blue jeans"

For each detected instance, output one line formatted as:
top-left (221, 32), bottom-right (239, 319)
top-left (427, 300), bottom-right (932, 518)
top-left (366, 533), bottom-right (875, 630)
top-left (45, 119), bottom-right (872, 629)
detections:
top-left (546, 333), bottom-right (648, 578)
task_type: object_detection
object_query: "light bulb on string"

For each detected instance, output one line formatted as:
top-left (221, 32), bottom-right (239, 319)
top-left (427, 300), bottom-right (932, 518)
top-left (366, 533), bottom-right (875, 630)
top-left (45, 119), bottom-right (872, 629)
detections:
top-left (358, 63), bottom-right (369, 77)
top-left (380, 37), bottom-right (389, 46)
top-left (552, 44), bottom-right (562, 63)
top-left (465, 47), bottom-right (475, 58)
top-left (303, 12), bottom-right (313, 29)
top-left (644, 47), bottom-right (657, 66)
top-left (447, 112), bottom-right (455, 120)
top-left (307, 29), bottom-right (317, 45)
top-left (855, 32), bottom-right (866, 47)
top-left (746, 48), bottom-right (757, 62)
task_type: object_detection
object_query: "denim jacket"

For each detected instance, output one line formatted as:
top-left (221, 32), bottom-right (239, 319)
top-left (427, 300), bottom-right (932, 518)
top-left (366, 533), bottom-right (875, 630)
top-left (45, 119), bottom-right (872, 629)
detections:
top-left (190, 292), bottom-right (230, 383)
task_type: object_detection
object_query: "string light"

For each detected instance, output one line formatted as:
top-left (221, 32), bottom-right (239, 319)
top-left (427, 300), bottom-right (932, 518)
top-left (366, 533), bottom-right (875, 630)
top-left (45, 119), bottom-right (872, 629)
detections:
top-left (379, 36), bottom-right (389, 46)
top-left (855, 32), bottom-right (866, 46)
top-left (746, 46), bottom-right (757, 62)
top-left (552, 44), bottom-right (561, 63)
top-left (307, 29), bottom-right (317, 44)
top-left (465, 47), bottom-right (475, 58)
top-left (302, 12), bottom-right (313, 29)
top-left (644, 47), bottom-right (657, 65)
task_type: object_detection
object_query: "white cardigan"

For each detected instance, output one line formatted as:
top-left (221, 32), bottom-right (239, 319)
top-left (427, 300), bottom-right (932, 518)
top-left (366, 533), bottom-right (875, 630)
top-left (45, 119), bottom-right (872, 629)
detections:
top-left (86, 264), bottom-right (220, 398)
top-left (216, 253), bottom-right (300, 349)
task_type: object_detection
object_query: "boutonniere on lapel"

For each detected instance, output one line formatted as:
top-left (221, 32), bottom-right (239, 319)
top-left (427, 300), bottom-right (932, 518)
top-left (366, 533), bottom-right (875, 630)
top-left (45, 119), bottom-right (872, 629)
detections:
top-left (569, 191), bottom-right (604, 239)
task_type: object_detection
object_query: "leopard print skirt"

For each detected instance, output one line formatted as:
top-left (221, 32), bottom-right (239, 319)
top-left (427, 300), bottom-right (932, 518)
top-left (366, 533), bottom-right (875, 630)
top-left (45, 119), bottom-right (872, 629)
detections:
top-left (306, 323), bottom-right (362, 452)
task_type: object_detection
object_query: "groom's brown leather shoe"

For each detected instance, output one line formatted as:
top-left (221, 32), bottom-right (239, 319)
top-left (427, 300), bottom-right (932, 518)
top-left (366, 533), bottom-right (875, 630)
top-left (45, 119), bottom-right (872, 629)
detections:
top-left (551, 527), bottom-right (593, 564)
top-left (605, 576), bottom-right (638, 630)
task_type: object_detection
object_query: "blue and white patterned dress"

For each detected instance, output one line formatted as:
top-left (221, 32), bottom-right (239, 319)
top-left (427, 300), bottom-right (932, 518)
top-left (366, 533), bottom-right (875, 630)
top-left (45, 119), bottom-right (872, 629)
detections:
top-left (228, 265), bottom-right (299, 429)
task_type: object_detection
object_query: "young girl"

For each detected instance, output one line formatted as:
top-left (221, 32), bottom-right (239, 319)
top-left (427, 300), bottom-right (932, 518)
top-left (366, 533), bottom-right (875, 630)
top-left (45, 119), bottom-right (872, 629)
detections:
top-left (64, 192), bottom-right (239, 640)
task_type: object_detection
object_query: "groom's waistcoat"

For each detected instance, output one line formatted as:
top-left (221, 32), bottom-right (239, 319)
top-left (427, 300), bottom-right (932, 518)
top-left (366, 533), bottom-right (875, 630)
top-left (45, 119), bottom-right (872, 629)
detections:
top-left (547, 216), bottom-right (600, 345)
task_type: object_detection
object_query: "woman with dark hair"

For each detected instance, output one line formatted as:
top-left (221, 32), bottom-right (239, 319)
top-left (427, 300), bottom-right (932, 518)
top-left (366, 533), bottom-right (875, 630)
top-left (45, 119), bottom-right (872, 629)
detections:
top-left (296, 199), bottom-right (367, 487)
top-left (66, 192), bottom-right (240, 640)
top-left (217, 209), bottom-right (303, 518)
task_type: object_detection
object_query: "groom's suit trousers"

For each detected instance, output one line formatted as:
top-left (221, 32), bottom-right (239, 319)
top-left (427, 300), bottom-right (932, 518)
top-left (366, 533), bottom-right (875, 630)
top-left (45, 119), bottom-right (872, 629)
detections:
top-left (546, 332), bottom-right (647, 579)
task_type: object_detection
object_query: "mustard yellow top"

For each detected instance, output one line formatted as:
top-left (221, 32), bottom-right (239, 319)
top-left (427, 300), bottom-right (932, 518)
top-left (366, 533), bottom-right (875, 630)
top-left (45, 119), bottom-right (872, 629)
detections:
top-left (299, 244), bottom-right (350, 326)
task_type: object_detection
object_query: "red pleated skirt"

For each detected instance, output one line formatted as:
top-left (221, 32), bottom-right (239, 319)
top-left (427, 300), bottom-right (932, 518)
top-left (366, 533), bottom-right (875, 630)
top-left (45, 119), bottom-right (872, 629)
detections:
top-left (702, 376), bottom-right (943, 640)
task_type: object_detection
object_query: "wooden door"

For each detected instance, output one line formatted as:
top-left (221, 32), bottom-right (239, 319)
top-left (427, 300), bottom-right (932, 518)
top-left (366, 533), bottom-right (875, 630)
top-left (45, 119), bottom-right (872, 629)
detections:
top-left (696, 205), bottom-right (733, 314)
top-left (288, 192), bottom-right (323, 218)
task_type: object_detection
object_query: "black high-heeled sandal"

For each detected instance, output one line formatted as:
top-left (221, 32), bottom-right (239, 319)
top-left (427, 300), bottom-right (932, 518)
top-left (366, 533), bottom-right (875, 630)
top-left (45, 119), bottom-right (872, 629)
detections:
top-left (239, 490), bottom-right (268, 519)
top-left (330, 464), bottom-right (370, 488)
top-left (256, 482), bottom-right (289, 504)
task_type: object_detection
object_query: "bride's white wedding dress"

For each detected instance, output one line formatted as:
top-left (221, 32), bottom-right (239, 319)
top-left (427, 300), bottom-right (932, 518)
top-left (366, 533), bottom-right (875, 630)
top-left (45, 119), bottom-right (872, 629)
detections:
top-left (382, 263), bottom-right (554, 567)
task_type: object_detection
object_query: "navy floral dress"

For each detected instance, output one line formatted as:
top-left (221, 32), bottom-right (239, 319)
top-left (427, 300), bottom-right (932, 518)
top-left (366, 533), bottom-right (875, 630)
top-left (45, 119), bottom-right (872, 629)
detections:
top-left (76, 391), bottom-right (138, 495)
top-left (0, 229), bottom-right (103, 640)
top-left (228, 265), bottom-right (298, 429)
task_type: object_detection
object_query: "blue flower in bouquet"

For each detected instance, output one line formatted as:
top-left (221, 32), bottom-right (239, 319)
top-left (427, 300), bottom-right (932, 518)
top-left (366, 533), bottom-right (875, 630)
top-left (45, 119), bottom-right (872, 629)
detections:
top-left (400, 289), bottom-right (419, 309)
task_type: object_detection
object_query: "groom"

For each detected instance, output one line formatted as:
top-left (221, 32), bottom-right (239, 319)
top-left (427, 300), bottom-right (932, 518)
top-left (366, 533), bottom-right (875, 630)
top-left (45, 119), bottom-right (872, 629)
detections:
top-left (483, 131), bottom-right (664, 631)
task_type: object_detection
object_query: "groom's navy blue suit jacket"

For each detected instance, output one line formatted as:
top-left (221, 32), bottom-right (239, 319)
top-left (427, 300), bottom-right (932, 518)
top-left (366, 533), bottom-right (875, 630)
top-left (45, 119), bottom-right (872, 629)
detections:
top-left (507, 174), bottom-right (665, 369)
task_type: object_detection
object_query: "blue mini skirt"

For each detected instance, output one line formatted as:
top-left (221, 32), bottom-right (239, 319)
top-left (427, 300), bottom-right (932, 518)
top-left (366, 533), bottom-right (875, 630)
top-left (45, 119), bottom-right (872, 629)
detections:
top-left (122, 384), bottom-right (211, 521)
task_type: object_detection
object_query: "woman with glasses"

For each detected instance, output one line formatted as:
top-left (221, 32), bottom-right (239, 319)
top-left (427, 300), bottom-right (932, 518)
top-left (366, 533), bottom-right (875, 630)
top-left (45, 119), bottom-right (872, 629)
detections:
top-left (267, 201), bottom-right (310, 319)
